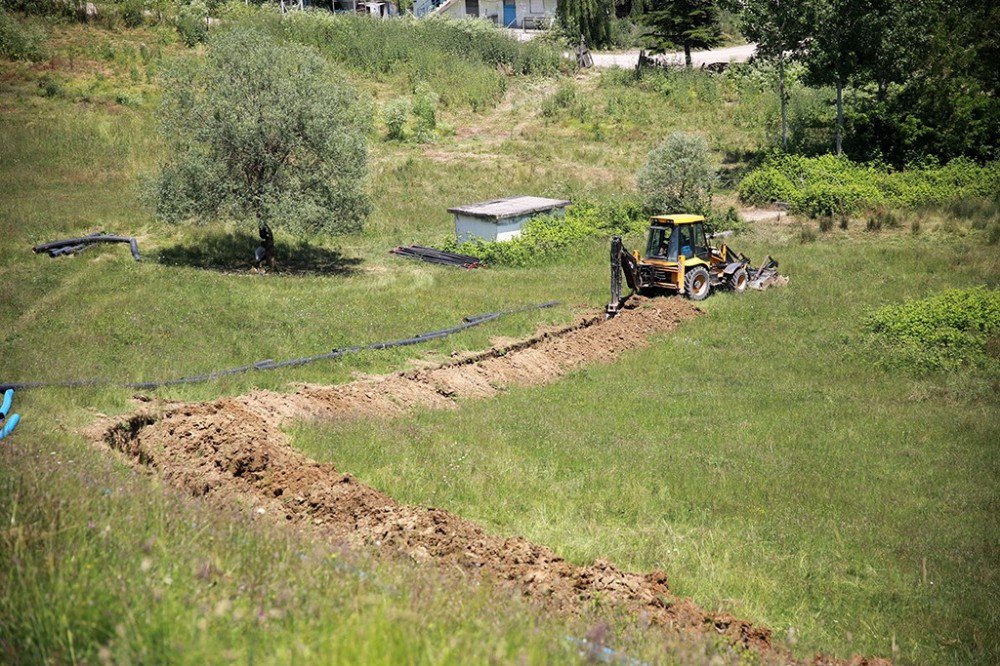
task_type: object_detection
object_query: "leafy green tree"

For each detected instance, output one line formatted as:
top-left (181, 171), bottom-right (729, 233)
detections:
top-left (153, 27), bottom-right (372, 259)
top-left (557, 0), bottom-right (614, 48)
top-left (738, 0), bottom-right (810, 149)
top-left (800, 0), bottom-right (885, 155)
top-left (639, 0), bottom-right (723, 68)
top-left (637, 132), bottom-right (716, 214)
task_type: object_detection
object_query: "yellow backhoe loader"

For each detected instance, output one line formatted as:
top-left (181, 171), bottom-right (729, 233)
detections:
top-left (607, 214), bottom-right (783, 315)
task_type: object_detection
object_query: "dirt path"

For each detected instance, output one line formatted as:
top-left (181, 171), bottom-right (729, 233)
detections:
top-left (589, 43), bottom-right (758, 70)
top-left (93, 298), bottom-right (884, 665)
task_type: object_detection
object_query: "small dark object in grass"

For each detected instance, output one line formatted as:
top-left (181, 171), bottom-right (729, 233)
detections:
top-left (33, 233), bottom-right (141, 261)
top-left (819, 216), bottom-right (834, 233)
top-left (839, 215), bottom-right (849, 230)
top-left (391, 246), bottom-right (482, 269)
top-left (798, 225), bottom-right (817, 243)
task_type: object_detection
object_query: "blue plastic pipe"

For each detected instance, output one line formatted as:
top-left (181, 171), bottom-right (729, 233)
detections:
top-left (0, 389), bottom-right (12, 419)
top-left (0, 413), bottom-right (19, 440)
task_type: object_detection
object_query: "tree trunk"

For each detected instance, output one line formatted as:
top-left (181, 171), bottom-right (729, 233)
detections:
top-left (779, 53), bottom-right (787, 151)
top-left (255, 222), bottom-right (276, 271)
top-left (835, 78), bottom-right (844, 156)
top-left (684, 43), bottom-right (692, 69)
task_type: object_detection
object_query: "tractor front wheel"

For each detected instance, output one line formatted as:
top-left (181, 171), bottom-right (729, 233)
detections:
top-left (684, 266), bottom-right (711, 301)
top-left (729, 267), bottom-right (748, 293)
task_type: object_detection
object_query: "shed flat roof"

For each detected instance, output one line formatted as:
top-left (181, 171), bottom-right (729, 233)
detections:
top-left (448, 196), bottom-right (571, 220)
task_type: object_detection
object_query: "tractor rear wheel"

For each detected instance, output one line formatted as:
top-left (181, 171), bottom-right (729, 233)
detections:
top-left (684, 266), bottom-right (711, 301)
top-left (729, 267), bottom-right (748, 293)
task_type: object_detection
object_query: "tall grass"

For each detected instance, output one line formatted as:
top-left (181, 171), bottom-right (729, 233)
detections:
top-left (237, 10), bottom-right (566, 110)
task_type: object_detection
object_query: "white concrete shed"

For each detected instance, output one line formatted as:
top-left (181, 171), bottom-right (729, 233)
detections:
top-left (450, 196), bottom-right (571, 243)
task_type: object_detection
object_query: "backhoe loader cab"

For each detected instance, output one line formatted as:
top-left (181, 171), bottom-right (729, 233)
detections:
top-left (607, 214), bottom-right (775, 315)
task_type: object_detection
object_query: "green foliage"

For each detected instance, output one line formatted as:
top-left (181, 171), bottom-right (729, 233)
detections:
top-left (382, 97), bottom-right (410, 141)
top-left (738, 154), bottom-right (1000, 217)
top-left (541, 79), bottom-right (577, 117)
top-left (636, 132), bottom-right (716, 215)
top-left (734, 0), bottom-right (1000, 164)
top-left (864, 287), bottom-right (1000, 372)
top-left (411, 82), bottom-right (438, 142)
top-left (0, 8), bottom-right (46, 61)
top-left (639, 0), bottom-right (722, 64)
top-left (175, 0), bottom-right (208, 47)
top-left (865, 206), bottom-right (900, 232)
top-left (444, 198), bottom-right (645, 267)
top-left (153, 26), bottom-right (372, 236)
top-left (244, 12), bottom-right (563, 111)
top-left (556, 0), bottom-right (613, 48)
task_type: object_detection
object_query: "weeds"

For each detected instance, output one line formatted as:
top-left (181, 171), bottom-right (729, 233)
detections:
top-left (382, 97), bottom-right (410, 141)
top-left (864, 286), bottom-right (1000, 372)
top-left (866, 207), bottom-right (900, 232)
top-left (739, 154), bottom-right (1000, 216)
top-left (0, 8), bottom-right (46, 61)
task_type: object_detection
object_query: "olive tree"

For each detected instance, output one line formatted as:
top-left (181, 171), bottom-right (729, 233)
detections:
top-left (636, 132), bottom-right (716, 215)
top-left (153, 27), bottom-right (372, 262)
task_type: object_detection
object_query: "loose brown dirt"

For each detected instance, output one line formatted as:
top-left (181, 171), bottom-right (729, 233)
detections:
top-left (94, 298), bottom-right (886, 665)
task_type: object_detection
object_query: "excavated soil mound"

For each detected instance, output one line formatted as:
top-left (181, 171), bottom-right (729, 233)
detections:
top-left (96, 299), bottom-right (885, 665)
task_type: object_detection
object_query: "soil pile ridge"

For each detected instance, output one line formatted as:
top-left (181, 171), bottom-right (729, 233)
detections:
top-left (96, 300), bottom-right (886, 665)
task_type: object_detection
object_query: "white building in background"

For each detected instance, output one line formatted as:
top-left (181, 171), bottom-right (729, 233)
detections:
top-left (418, 0), bottom-right (557, 28)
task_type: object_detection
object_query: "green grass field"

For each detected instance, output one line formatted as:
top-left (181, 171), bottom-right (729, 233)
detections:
top-left (1, 14), bottom-right (998, 666)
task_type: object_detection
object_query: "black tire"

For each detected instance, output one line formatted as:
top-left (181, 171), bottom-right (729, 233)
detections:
top-left (684, 266), bottom-right (711, 301)
top-left (729, 267), bottom-right (748, 293)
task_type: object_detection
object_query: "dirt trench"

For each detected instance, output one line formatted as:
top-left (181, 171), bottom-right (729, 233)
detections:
top-left (96, 299), bottom-right (884, 665)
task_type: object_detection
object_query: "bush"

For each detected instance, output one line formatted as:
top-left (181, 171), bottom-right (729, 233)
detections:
top-left (864, 287), bottom-right (1000, 372)
top-left (706, 206), bottom-right (746, 234)
top-left (0, 9), bottom-right (46, 62)
top-left (738, 153), bottom-right (1000, 217)
top-left (411, 82), bottom-right (438, 142)
top-left (176, 1), bottom-right (208, 47)
top-left (153, 26), bottom-right (371, 237)
top-left (637, 132), bottom-right (716, 216)
top-left (383, 97), bottom-right (410, 141)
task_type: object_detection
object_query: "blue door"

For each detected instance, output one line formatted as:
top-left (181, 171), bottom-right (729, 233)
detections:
top-left (503, 0), bottom-right (516, 27)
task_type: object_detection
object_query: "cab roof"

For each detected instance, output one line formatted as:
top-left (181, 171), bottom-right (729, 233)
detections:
top-left (649, 214), bottom-right (705, 226)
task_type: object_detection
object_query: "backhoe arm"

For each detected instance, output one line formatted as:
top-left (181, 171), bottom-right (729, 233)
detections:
top-left (607, 236), bottom-right (641, 316)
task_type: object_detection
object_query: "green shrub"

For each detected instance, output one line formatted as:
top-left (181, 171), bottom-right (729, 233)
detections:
top-left (706, 206), bottom-right (746, 234)
top-left (0, 8), bottom-right (46, 62)
top-left (411, 82), bottom-right (438, 142)
top-left (736, 167), bottom-right (796, 207)
top-left (383, 97), bottom-right (410, 141)
top-left (118, 0), bottom-right (146, 28)
top-left (864, 287), bottom-right (1000, 372)
top-left (738, 153), bottom-right (1000, 216)
top-left (637, 132), bottom-right (716, 216)
top-left (176, 0), bottom-right (208, 47)
top-left (36, 73), bottom-right (61, 98)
